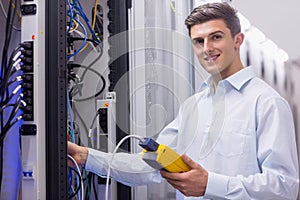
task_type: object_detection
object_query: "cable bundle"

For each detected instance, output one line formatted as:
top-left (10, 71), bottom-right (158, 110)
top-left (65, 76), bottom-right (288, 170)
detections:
top-left (0, 41), bottom-right (34, 145)
top-left (0, 0), bottom-right (21, 193)
top-left (66, 0), bottom-right (101, 58)
top-left (66, 1), bottom-right (105, 199)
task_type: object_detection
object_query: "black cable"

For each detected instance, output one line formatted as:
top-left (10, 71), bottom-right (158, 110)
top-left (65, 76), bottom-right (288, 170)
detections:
top-left (0, 95), bottom-right (24, 146)
top-left (88, 108), bottom-right (101, 137)
top-left (0, 54), bottom-right (23, 94)
top-left (0, 96), bottom-right (24, 141)
top-left (68, 74), bottom-right (83, 97)
top-left (1, 0), bottom-right (16, 77)
top-left (7, 96), bottom-right (23, 120)
top-left (0, 115), bottom-right (22, 145)
top-left (69, 63), bottom-right (106, 102)
top-left (84, 171), bottom-right (91, 200)
top-left (0, 0), bottom-right (17, 191)
top-left (68, 167), bottom-right (82, 199)
top-left (1, 85), bottom-right (22, 107)
top-left (84, 173), bottom-right (89, 200)
top-left (1, 0), bottom-right (18, 121)
top-left (6, 44), bottom-right (22, 70)
top-left (67, 44), bottom-right (103, 97)
top-left (82, 167), bottom-right (91, 200)
top-left (1, 0), bottom-right (14, 105)
top-left (0, 103), bottom-right (19, 114)
top-left (84, 172), bottom-right (99, 200)
top-left (92, 173), bottom-right (98, 200)
top-left (68, 37), bottom-right (99, 46)
top-left (2, 1), bottom-right (18, 103)
top-left (0, 68), bottom-right (22, 99)
top-left (71, 103), bottom-right (92, 147)
top-left (81, 45), bottom-right (103, 82)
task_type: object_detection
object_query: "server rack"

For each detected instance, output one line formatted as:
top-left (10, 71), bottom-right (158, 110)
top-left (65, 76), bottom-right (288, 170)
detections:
top-left (107, 0), bottom-right (132, 199)
top-left (45, 0), bottom-right (68, 199)
top-left (20, 0), bottom-right (68, 199)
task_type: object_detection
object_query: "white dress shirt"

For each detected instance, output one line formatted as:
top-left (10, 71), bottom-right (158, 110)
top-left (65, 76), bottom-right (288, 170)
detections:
top-left (85, 66), bottom-right (299, 200)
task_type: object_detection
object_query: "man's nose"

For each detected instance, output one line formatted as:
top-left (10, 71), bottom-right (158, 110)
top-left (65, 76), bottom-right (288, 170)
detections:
top-left (203, 40), bottom-right (213, 53)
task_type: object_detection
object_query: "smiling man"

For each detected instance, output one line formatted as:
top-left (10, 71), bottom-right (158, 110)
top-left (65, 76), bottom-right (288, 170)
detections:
top-left (160, 2), bottom-right (299, 199)
top-left (68, 2), bottom-right (299, 199)
top-left (188, 4), bottom-right (245, 88)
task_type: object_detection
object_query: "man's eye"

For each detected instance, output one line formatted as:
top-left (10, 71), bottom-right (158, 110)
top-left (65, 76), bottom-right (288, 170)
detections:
top-left (193, 39), bottom-right (204, 45)
top-left (212, 35), bottom-right (222, 40)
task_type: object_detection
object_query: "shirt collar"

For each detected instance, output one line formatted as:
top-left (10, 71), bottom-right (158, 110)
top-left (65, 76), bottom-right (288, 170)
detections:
top-left (200, 66), bottom-right (256, 91)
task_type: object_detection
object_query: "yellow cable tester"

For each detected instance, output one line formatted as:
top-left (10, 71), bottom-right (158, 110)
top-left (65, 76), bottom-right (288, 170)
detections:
top-left (139, 138), bottom-right (190, 173)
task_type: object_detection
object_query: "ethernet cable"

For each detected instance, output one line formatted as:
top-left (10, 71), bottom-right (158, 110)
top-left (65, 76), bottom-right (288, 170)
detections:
top-left (68, 154), bottom-right (84, 200)
top-left (105, 135), bottom-right (144, 200)
top-left (67, 17), bottom-right (87, 58)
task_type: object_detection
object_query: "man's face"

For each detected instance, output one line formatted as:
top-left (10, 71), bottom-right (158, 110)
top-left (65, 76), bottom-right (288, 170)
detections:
top-left (190, 19), bottom-right (243, 80)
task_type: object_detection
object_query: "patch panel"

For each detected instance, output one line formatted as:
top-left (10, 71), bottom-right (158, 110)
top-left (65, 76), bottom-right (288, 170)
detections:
top-left (21, 41), bottom-right (34, 121)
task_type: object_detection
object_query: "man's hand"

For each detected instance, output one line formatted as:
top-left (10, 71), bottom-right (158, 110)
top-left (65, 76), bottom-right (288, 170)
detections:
top-left (160, 154), bottom-right (208, 197)
top-left (67, 141), bottom-right (89, 167)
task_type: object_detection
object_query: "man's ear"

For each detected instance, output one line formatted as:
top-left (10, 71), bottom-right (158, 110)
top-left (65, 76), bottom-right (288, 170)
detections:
top-left (234, 32), bottom-right (244, 49)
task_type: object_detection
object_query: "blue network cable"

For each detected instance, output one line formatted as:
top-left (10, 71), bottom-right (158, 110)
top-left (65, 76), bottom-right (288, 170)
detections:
top-left (66, 0), bottom-right (73, 33)
top-left (66, 0), bottom-right (100, 44)
top-left (67, 16), bottom-right (87, 59)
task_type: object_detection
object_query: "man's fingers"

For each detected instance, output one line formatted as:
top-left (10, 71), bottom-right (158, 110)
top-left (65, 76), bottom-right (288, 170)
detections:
top-left (181, 154), bottom-right (199, 169)
top-left (67, 141), bottom-right (77, 153)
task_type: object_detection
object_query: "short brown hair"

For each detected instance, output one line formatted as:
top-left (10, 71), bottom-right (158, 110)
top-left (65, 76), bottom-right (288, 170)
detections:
top-left (185, 2), bottom-right (241, 37)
